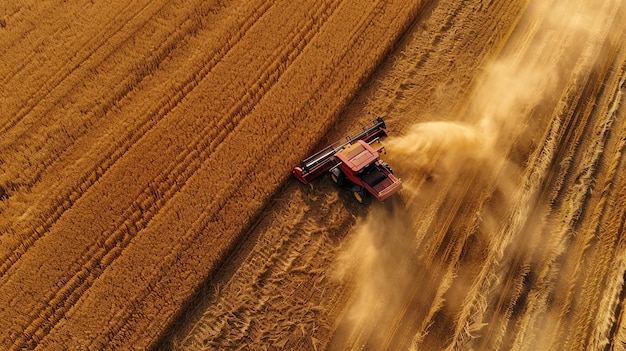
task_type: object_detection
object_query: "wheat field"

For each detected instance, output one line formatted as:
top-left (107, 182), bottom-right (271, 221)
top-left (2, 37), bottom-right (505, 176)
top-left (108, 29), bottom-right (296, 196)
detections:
top-left (1, 0), bottom-right (625, 350)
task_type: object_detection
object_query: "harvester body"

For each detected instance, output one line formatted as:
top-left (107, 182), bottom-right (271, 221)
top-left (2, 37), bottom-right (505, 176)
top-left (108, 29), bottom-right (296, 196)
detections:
top-left (293, 117), bottom-right (402, 203)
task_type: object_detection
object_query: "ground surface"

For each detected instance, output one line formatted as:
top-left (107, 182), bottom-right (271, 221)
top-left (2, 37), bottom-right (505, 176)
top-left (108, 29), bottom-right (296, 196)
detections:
top-left (1, 0), bottom-right (625, 350)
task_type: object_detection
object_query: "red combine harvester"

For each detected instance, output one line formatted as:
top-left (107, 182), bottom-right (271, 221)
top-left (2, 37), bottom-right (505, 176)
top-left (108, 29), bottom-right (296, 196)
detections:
top-left (293, 117), bottom-right (402, 204)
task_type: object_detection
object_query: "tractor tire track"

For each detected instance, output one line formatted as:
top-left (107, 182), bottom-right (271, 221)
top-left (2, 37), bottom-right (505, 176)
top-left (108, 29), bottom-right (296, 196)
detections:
top-left (0, 0), bottom-right (94, 87)
top-left (154, 0), bottom-right (427, 348)
top-left (473, 103), bottom-right (578, 350)
top-left (0, 0), bottom-right (220, 194)
top-left (168, 0), bottom-right (624, 349)
top-left (384, 177), bottom-right (480, 350)
top-left (602, 64), bottom-right (626, 351)
top-left (0, 0), bottom-right (280, 345)
top-left (3, 0), bottom-right (623, 349)
top-left (0, 0), bottom-right (274, 278)
top-left (515, 66), bottom-right (624, 351)
top-left (528, 20), bottom-right (624, 350)
top-left (605, 172), bottom-right (626, 351)
top-left (1, 0), bottom-right (183, 173)
top-left (0, 0), bottom-right (151, 133)
top-left (370, 0), bottom-right (528, 122)
top-left (321, 0), bottom-right (531, 348)
top-left (476, 65), bottom-right (597, 351)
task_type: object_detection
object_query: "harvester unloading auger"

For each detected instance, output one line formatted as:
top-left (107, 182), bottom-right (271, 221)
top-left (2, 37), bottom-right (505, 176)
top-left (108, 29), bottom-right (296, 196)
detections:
top-left (293, 117), bottom-right (402, 204)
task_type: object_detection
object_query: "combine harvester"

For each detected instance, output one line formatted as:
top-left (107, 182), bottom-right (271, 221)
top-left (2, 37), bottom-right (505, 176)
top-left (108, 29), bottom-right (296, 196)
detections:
top-left (293, 117), bottom-right (402, 204)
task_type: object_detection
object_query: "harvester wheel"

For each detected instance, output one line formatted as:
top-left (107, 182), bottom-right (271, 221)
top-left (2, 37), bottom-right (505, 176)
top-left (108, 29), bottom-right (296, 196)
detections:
top-left (330, 167), bottom-right (345, 186)
top-left (352, 185), bottom-right (369, 205)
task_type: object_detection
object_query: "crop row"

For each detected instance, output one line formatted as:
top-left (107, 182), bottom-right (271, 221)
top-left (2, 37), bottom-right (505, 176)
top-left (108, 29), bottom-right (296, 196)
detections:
top-left (0, 0), bottom-right (223, 237)
top-left (375, 56), bottom-right (535, 350)
top-left (1, 1), bottom-right (160, 133)
top-left (0, 0), bottom-right (276, 347)
top-left (430, 0), bottom-right (622, 348)
top-left (174, 0), bottom-right (532, 349)
top-left (0, 0), bottom-right (195, 260)
top-left (544, 40), bottom-right (626, 350)
top-left (157, 0), bottom-right (624, 348)
top-left (3, 0), bottom-right (319, 346)
top-left (0, 0), bottom-right (272, 276)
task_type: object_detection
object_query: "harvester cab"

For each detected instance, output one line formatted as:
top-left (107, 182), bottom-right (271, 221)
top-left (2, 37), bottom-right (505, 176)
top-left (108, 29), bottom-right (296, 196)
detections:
top-left (293, 117), bottom-right (402, 204)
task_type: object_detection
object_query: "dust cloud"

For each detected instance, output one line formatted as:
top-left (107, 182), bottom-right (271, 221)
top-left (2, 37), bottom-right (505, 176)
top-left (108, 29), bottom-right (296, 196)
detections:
top-left (330, 0), bottom-right (619, 348)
